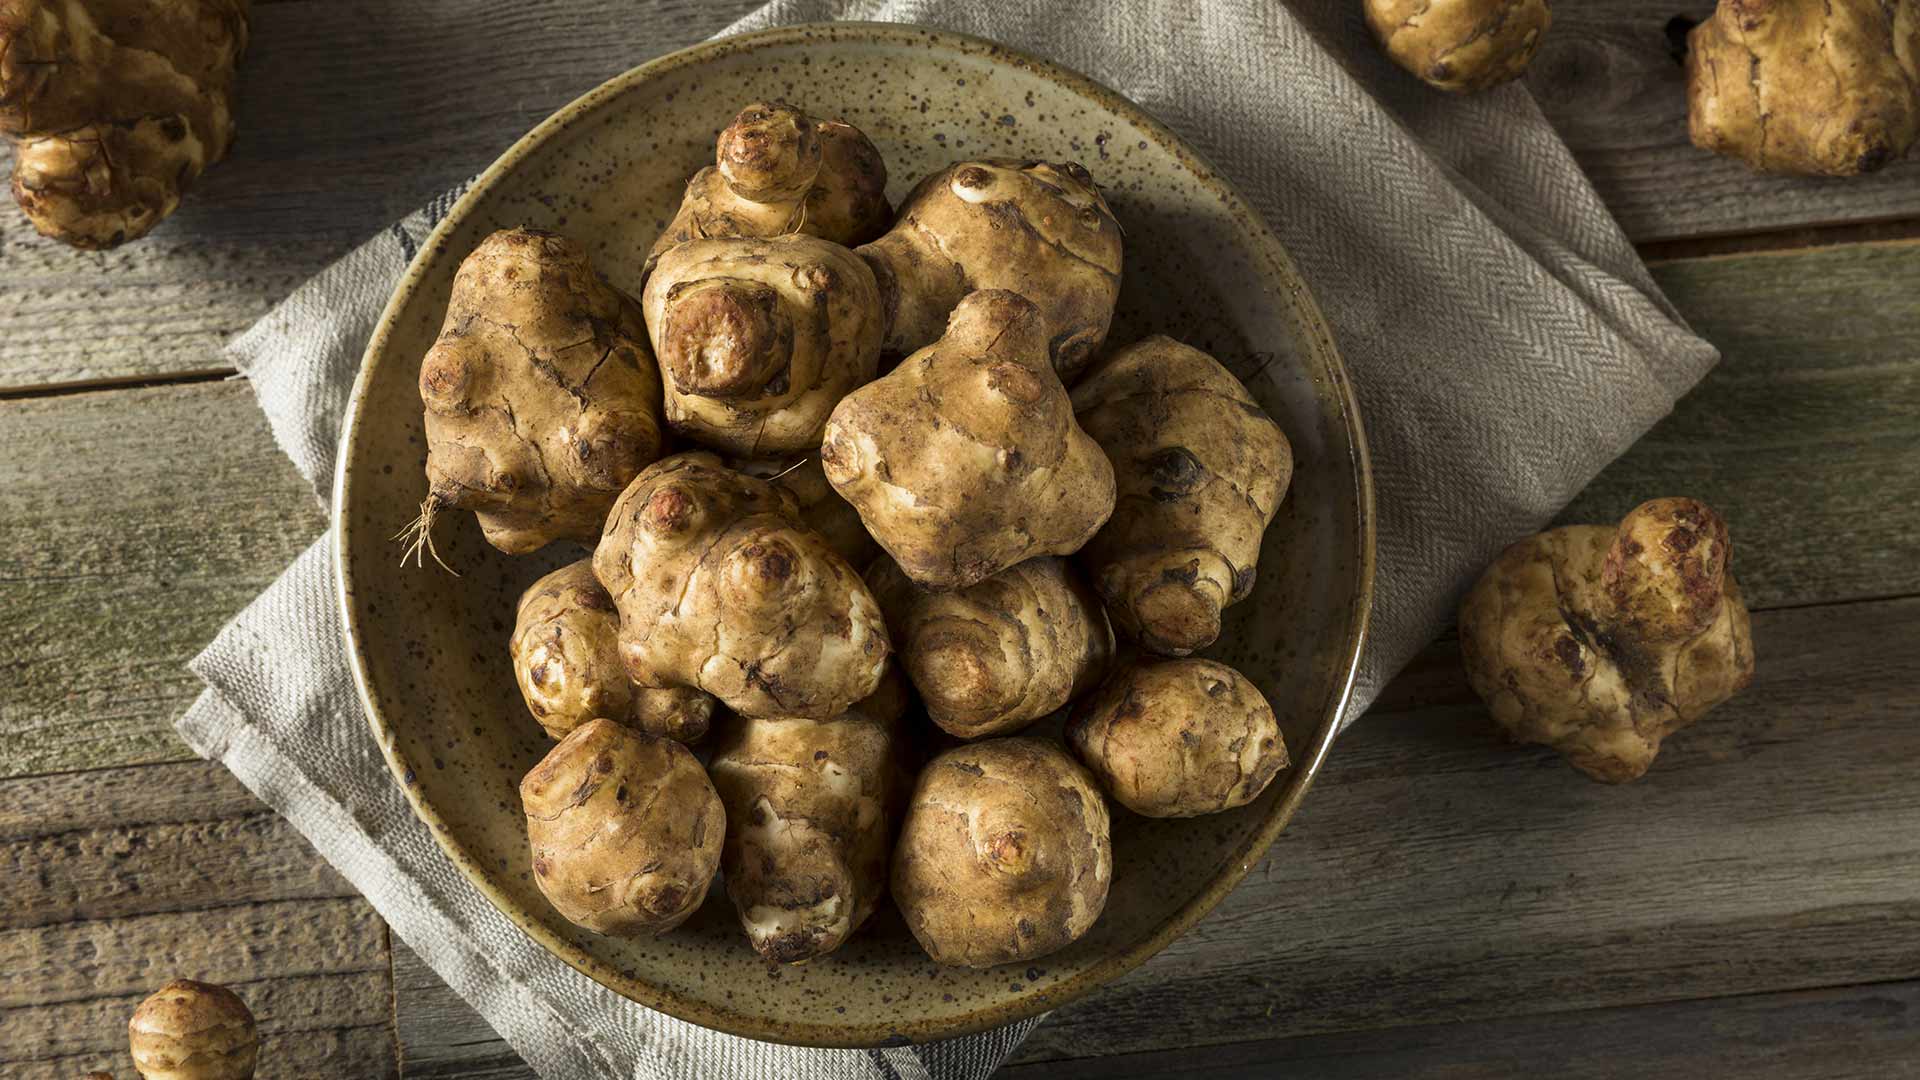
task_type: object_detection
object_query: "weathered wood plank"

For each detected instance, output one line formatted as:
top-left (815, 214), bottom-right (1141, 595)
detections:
top-left (5, 0), bottom-right (1920, 389)
top-left (7, 240), bottom-right (1915, 779)
top-left (0, 761), bottom-right (397, 1079)
top-left (1002, 980), bottom-right (1920, 1079)
top-left (1011, 594), bottom-right (1920, 1064)
top-left (1, 760), bottom-right (356, 931)
top-left (1529, 4), bottom-right (1920, 244)
top-left (393, 596), bottom-right (1920, 1073)
top-left (0, 380), bottom-right (324, 779)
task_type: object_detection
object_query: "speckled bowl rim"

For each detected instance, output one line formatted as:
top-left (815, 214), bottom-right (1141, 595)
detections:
top-left (332, 21), bottom-right (1375, 1049)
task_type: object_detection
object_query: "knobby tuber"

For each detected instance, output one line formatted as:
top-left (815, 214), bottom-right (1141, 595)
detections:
top-left (1687, 0), bottom-right (1920, 176)
top-left (642, 234), bottom-right (883, 456)
top-left (521, 718), bottom-right (724, 935)
top-left (707, 670), bottom-right (910, 963)
top-left (128, 978), bottom-right (257, 1080)
top-left (1364, 0), bottom-right (1552, 93)
top-left (0, 0), bottom-right (249, 248)
top-left (1072, 336), bottom-right (1292, 656)
top-left (1069, 658), bottom-right (1289, 818)
top-left (892, 737), bottom-right (1112, 968)
top-left (409, 228), bottom-right (665, 560)
top-left (869, 555), bottom-right (1112, 739)
top-left (857, 159), bottom-right (1122, 378)
top-left (593, 452), bottom-right (889, 720)
top-left (646, 100), bottom-right (890, 267)
top-left (1459, 497), bottom-right (1756, 783)
top-left (822, 290), bottom-right (1116, 591)
top-left (509, 560), bottom-right (714, 742)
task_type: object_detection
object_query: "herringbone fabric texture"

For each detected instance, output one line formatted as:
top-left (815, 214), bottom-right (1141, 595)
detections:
top-left (180, 2), bottom-right (1717, 1078)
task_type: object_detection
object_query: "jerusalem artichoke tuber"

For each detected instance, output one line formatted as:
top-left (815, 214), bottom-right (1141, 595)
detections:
top-left (409, 228), bottom-right (666, 559)
top-left (869, 555), bottom-right (1112, 739)
top-left (646, 100), bottom-right (890, 267)
top-left (821, 290), bottom-right (1116, 592)
top-left (642, 234), bottom-right (884, 456)
top-left (892, 737), bottom-right (1111, 968)
top-left (0, 0), bottom-right (250, 248)
top-left (520, 718), bottom-right (723, 935)
top-left (856, 159), bottom-right (1122, 379)
top-left (707, 670), bottom-right (910, 963)
top-left (127, 978), bottom-right (256, 1080)
top-left (1686, 0), bottom-right (1920, 176)
top-left (1364, 0), bottom-right (1552, 93)
top-left (1458, 497), bottom-right (1756, 782)
top-left (593, 452), bottom-right (889, 720)
top-left (1068, 658), bottom-right (1289, 818)
top-left (1072, 336), bottom-right (1292, 656)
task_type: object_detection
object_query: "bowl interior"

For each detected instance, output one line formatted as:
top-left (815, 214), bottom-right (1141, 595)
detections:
top-left (336, 24), bottom-right (1370, 1048)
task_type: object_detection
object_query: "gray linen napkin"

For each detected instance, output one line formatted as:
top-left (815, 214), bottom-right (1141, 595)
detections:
top-left (179, 1), bottom-right (1719, 1077)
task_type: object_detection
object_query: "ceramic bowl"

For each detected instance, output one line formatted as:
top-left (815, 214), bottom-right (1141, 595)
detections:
top-left (334, 22), bottom-right (1372, 1048)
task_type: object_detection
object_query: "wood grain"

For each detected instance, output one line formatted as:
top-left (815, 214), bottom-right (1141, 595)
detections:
top-left (392, 596), bottom-right (1920, 1072)
top-left (1001, 980), bottom-right (1920, 1079)
top-left (5, 240), bottom-right (1913, 780)
top-left (1529, 4), bottom-right (1920, 244)
top-left (0, 380), bottom-right (324, 779)
top-left (4, 0), bottom-right (1919, 389)
top-left (0, 761), bottom-right (396, 1079)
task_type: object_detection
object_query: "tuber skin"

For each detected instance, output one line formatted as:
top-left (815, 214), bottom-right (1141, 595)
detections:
top-left (593, 451), bottom-right (889, 720)
top-left (1364, 0), bottom-right (1552, 93)
top-left (509, 560), bottom-right (714, 743)
top-left (733, 454), bottom-right (881, 569)
top-left (1686, 0), bottom-right (1920, 176)
top-left (821, 289), bottom-right (1116, 592)
top-left (869, 555), bottom-right (1112, 740)
top-left (1072, 336), bottom-right (1293, 656)
top-left (707, 669), bottom-right (911, 964)
top-left (892, 737), bottom-right (1112, 968)
top-left (0, 0), bottom-right (249, 249)
top-left (520, 718), bottom-right (723, 935)
top-left (127, 978), bottom-right (257, 1080)
top-left (1459, 497), bottom-right (1757, 783)
top-left (1068, 658), bottom-right (1289, 818)
top-left (856, 159), bottom-right (1122, 379)
top-left (646, 100), bottom-right (890, 268)
top-left (642, 234), bottom-right (884, 456)
top-left (410, 228), bottom-right (666, 559)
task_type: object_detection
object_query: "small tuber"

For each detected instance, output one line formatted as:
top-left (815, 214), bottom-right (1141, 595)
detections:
top-left (408, 228), bottom-right (665, 560)
top-left (1686, 0), bottom-right (1920, 176)
top-left (646, 100), bottom-right (890, 268)
top-left (1364, 0), bottom-right (1553, 93)
top-left (593, 452), bottom-right (889, 720)
top-left (869, 555), bottom-right (1112, 740)
top-left (0, 0), bottom-right (250, 249)
top-left (707, 670), bottom-right (910, 963)
top-left (1068, 658), bottom-right (1289, 818)
top-left (127, 978), bottom-right (257, 1080)
top-left (1072, 336), bottom-right (1293, 656)
top-left (509, 560), bottom-right (713, 742)
top-left (642, 234), bottom-right (884, 456)
top-left (821, 289), bottom-right (1116, 592)
top-left (1459, 497), bottom-right (1757, 783)
top-left (520, 718), bottom-right (724, 935)
top-left (892, 737), bottom-right (1112, 968)
top-left (856, 159), bottom-right (1122, 378)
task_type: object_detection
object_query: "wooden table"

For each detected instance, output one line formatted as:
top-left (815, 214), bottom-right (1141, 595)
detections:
top-left (6, 4), bottom-right (1918, 1077)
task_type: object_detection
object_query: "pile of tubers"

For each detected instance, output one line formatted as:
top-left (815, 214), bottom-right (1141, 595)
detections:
top-left (418, 100), bottom-right (1300, 969)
